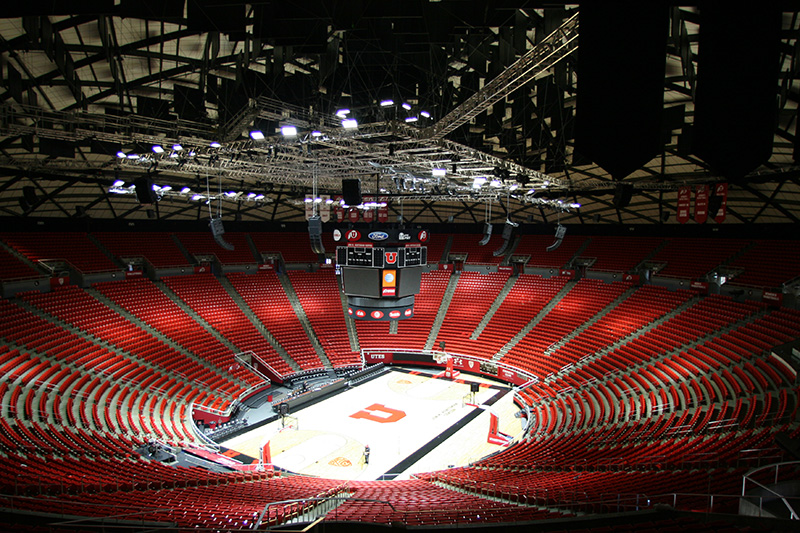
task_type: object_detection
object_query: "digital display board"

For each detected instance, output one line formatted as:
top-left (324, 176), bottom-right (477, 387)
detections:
top-left (342, 267), bottom-right (381, 298)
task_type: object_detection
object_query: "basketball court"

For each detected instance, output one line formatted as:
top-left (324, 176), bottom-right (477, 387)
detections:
top-left (221, 368), bottom-right (525, 480)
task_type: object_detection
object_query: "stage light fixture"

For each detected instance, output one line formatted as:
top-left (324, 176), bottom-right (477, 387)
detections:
top-left (112, 179), bottom-right (125, 187)
top-left (249, 131), bottom-right (265, 140)
top-left (172, 144), bottom-right (183, 151)
top-left (335, 109), bottom-right (350, 118)
top-left (432, 168), bottom-right (446, 177)
top-left (281, 125), bottom-right (298, 136)
top-left (342, 119), bottom-right (358, 129)
top-left (152, 145), bottom-right (164, 153)
top-left (401, 102), bottom-right (412, 110)
top-left (210, 141), bottom-right (222, 148)
top-left (380, 100), bottom-right (394, 107)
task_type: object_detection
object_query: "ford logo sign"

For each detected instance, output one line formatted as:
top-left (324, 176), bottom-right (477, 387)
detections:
top-left (368, 231), bottom-right (389, 241)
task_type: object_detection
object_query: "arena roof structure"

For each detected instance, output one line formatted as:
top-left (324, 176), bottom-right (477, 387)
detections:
top-left (0, 2), bottom-right (799, 226)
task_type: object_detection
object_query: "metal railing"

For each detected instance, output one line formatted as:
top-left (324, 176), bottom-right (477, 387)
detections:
top-left (742, 461), bottom-right (800, 520)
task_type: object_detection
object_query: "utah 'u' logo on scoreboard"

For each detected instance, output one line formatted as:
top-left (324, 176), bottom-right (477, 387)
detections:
top-left (384, 251), bottom-right (398, 264)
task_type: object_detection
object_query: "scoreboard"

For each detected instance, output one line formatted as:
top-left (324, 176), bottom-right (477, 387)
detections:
top-left (336, 246), bottom-right (427, 268)
top-left (335, 227), bottom-right (429, 321)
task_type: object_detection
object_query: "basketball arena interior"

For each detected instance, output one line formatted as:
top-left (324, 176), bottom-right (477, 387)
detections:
top-left (1, 2), bottom-right (800, 531)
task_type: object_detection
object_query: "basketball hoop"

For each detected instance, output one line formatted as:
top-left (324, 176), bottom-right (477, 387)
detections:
top-left (433, 352), bottom-right (449, 365)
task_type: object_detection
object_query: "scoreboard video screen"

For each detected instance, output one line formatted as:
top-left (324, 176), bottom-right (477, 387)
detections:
top-left (334, 227), bottom-right (430, 321)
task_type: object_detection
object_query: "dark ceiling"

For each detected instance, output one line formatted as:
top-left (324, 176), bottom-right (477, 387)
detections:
top-left (0, 2), bottom-right (799, 227)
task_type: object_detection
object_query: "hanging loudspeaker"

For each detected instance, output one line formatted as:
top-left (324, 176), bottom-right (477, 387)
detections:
top-left (613, 183), bottom-right (633, 209)
top-left (209, 217), bottom-right (234, 251)
top-left (134, 176), bottom-right (158, 204)
top-left (342, 179), bottom-right (362, 206)
top-left (308, 216), bottom-right (325, 254)
top-left (478, 222), bottom-right (493, 246)
top-left (22, 186), bottom-right (38, 205)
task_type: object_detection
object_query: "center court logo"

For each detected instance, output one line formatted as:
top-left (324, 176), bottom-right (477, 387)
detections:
top-left (350, 403), bottom-right (406, 423)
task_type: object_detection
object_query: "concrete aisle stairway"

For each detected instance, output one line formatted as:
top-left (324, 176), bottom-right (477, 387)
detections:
top-left (424, 271), bottom-right (461, 351)
top-left (276, 274), bottom-right (332, 368)
top-left (215, 276), bottom-right (304, 371)
top-left (86, 287), bottom-right (251, 390)
top-left (491, 280), bottom-right (578, 362)
top-left (543, 286), bottom-right (639, 358)
top-left (337, 276), bottom-right (360, 352)
top-left (157, 279), bottom-right (299, 373)
top-left (470, 275), bottom-right (519, 339)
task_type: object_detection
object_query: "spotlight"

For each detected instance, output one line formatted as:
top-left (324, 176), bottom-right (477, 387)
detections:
top-left (473, 177), bottom-right (487, 188)
top-left (126, 153), bottom-right (139, 159)
top-left (432, 168), bottom-right (446, 177)
top-left (180, 187), bottom-right (191, 193)
top-left (311, 131), bottom-right (323, 137)
top-left (112, 180), bottom-right (125, 187)
top-left (404, 116), bottom-right (418, 123)
top-left (116, 151), bottom-right (127, 158)
top-left (210, 141), bottom-right (222, 148)
top-left (249, 131), bottom-right (265, 140)
top-left (152, 145), bottom-right (164, 153)
top-left (401, 102), bottom-right (412, 110)
top-left (335, 109), bottom-right (350, 119)
top-left (380, 100), bottom-right (394, 107)
top-left (281, 125), bottom-right (298, 137)
top-left (420, 110), bottom-right (431, 118)
top-left (342, 119), bottom-right (358, 129)
top-left (172, 144), bottom-right (183, 151)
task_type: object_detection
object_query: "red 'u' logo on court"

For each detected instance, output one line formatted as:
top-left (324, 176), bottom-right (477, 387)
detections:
top-left (350, 403), bottom-right (406, 424)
